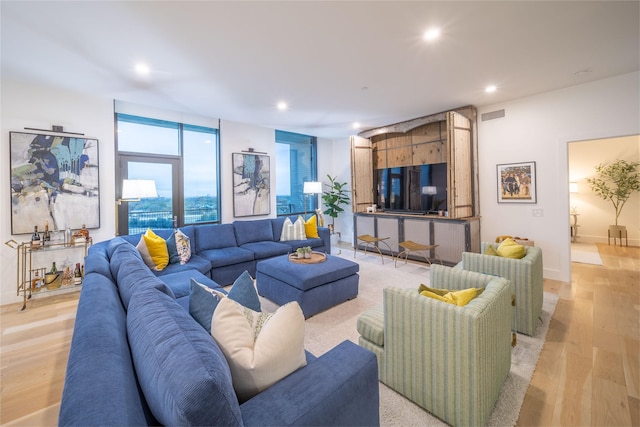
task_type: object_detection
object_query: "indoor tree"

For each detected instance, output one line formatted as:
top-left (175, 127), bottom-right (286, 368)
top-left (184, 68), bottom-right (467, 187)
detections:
top-left (321, 175), bottom-right (350, 232)
top-left (586, 159), bottom-right (640, 226)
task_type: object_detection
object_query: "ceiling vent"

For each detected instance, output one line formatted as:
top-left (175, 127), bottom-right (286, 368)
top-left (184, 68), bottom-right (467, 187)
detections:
top-left (481, 109), bottom-right (505, 121)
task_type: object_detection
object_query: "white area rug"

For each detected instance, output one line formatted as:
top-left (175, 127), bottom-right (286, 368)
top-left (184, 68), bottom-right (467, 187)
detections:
top-left (571, 243), bottom-right (604, 265)
top-left (259, 249), bottom-right (559, 426)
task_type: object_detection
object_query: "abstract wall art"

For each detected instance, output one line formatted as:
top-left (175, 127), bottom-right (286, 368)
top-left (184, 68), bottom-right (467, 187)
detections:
top-left (232, 152), bottom-right (270, 217)
top-left (9, 131), bottom-right (100, 234)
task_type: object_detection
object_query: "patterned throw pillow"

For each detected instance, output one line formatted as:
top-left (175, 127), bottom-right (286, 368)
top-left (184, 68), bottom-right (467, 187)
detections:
top-left (280, 216), bottom-right (306, 241)
top-left (166, 229), bottom-right (192, 265)
top-left (210, 299), bottom-right (307, 402)
top-left (174, 229), bottom-right (191, 264)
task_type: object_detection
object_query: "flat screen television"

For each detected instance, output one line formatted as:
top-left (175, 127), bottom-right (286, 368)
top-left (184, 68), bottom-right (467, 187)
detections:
top-left (374, 163), bottom-right (448, 214)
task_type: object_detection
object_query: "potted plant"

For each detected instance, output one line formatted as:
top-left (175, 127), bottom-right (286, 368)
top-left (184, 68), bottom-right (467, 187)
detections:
top-left (303, 246), bottom-right (312, 259)
top-left (321, 175), bottom-right (350, 234)
top-left (586, 159), bottom-right (640, 238)
top-left (295, 248), bottom-right (305, 259)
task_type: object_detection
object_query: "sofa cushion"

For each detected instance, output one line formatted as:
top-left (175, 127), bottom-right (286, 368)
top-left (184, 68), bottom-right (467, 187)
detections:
top-left (234, 219), bottom-right (274, 245)
top-left (144, 229), bottom-right (170, 270)
top-left (418, 284), bottom-right (484, 306)
top-left (159, 269), bottom-right (222, 300)
top-left (195, 223), bottom-right (238, 251)
top-left (240, 241), bottom-right (290, 260)
top-left (211, 298), bottom-right (307, 402)
top-left (484, 245), bottom-right (500, 256)
top-left (152, 254), bottom-right (212, 277)
top-left (356, 304), bottom-right (385, 346)
top-left (127, 287), bottom-right (243, 426)
top-left (112, 250), bottom-right (175, 309)
top-left (199, 246), bottom-right (255, 268)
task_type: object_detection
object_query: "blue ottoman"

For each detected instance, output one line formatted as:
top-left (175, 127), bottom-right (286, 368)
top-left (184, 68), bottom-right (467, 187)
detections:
top-left (256, 255), bottom-right (359, 318)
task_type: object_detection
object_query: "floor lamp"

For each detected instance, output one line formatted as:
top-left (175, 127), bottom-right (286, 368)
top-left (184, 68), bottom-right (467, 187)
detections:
top-left (303, 181), bottom-right (322, 219)
top-left (115, 179), bottom-right (158, 236)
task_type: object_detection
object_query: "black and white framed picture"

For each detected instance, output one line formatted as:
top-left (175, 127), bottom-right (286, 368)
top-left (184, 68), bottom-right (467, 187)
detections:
top-left (497, 161), bottom-right (537, 204)
top-left (9, 131), bottom-right (100, 234)
top-left (232, 152), bottom-right (270, 217)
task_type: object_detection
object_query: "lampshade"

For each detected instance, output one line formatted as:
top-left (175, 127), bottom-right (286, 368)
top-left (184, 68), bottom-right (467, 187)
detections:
top-left (569, 182), bottom-right (578, 193)
top-left (422, 186), bottom-right (438, 195)
top-left (121, 179), bottom-right (158, 200)
top-left (303, 181), bottom-right (323, 194)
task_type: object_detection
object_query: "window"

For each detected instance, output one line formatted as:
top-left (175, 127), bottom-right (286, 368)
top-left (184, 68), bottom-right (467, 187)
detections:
top-left (115, 114), bottom-right (219, 235)
top-left (275, 130), bottom-right (317, 216)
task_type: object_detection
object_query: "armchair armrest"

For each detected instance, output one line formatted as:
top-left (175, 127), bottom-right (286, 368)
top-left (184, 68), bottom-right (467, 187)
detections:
top-left (240, 340), bottom-right (379, 426)
top-left (318, 226), bottom-right (331, 254)
top-left (460, 245), bottom-right (543, 335)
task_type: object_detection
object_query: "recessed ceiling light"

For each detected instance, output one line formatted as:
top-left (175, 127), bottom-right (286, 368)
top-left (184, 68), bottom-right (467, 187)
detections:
top-left (353, 122), bottom-right (361, 129)
top-left (423, 28), bottom-right (441, 41)
top-left (277, 101), bottom-right (288, 111)
top-left (134, 62), bottom-right (150, 76)
top-left (485, 85), bottom-right (497, 93)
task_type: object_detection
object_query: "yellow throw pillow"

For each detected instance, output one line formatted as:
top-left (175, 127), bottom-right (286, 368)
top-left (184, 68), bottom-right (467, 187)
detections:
top-left (304, 215), bottom-right (319, 239)
top-left (142, 229), bottom-right (169, 271)
top-left (496, 237), bottom-right (526, 259)
top-left (484, 245), bottom-right (499, 256)
top-left (418, 284), bottom-right (484, 306)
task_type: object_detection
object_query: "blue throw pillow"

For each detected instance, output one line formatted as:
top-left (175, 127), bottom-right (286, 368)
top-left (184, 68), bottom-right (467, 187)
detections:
top-left (166, 231), bottom-right (180, 264)
top-left (189, 279), bottom-right (223, 333)
top-left (228, 270), bottom-right (261, 312)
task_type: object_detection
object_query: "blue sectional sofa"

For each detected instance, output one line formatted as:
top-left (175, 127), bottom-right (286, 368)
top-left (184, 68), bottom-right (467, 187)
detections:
top-left (91, 216), bottom-right (331, 289)
top-left (59, 220), bottom-right (379, 426)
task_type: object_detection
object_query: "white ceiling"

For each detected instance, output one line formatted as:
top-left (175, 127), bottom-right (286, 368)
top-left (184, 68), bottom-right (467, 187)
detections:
top-left (2, 1), bottom-right (638, 139)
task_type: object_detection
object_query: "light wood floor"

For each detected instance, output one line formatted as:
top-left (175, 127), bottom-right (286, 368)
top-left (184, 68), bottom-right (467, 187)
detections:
top-left (1, 244), bottom-right (638, 426)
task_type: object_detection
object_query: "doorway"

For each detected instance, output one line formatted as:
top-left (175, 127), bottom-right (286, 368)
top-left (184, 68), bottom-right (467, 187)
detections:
top-left (568, 134), bottom-right (639, 263)
top-left (116, 156), bottom-right (181, 236)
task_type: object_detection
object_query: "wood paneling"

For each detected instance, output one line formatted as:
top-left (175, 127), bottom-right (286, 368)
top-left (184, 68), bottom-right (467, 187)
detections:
top-left (350, 136), bottom-right (374, 212)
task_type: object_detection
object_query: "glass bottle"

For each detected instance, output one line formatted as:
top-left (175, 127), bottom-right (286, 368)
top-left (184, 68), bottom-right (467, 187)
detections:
top-left (31, 270), bottom-right (41, 291)
top-left (50, 262), bottom-right (57, 274)
top-left (43, 221), bottom-right (51, 243)
top-left (31, 226), bottom-right (40, 248)
top-left (74, 263), bottom-right (82, 285)
top-left (79, 224), bottom-right (89, 240)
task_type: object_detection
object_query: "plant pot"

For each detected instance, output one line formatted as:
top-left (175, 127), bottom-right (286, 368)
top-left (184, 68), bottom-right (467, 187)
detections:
top-left (304, 252), bottom-right (311, 259)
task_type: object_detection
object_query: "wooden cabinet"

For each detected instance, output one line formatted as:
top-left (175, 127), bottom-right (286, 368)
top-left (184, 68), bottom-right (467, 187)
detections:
top-left (351, 106), bottom-right (478, 219)
top-left (354, 212), bottom-right (480, 266)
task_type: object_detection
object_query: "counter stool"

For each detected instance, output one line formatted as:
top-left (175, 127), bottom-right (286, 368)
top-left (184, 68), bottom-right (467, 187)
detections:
top-left (355, 234), bottom-right (392, 264)
top-left (395, 240), bottom-right (442, 267)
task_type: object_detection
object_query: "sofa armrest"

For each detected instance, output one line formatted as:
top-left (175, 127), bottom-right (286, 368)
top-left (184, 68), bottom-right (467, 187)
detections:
top-left (240, 340), bottom-right (379, 426)
top-left (318, 226), bottom-right (331, 254)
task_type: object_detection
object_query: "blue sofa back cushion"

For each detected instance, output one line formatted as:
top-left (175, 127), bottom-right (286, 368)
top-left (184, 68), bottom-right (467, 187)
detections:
top-left (196, 223), bottom-right (238, 251)
top-left (112, 252), bottom-right (175, 309)
top-left (59, 274), bottom-right (156, 426)
top-left (234, 219), bottom-right (274, 246)
top-left (83, 253), bottom-right (113, 281)
top-left (127, 287), bottom-right (243, 427)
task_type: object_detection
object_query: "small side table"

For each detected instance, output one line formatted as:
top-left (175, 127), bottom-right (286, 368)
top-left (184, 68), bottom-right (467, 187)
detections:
top-left (355, 234), bottom-right (392, 264)
top-left (570, 213), bottom-right (580, 243)
top-left (395, 241), bottom-right (442, 267)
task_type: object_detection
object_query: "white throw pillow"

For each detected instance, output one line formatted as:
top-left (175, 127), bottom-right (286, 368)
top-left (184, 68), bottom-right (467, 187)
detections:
top-left (280, 216), bottom-right (306, 241)
top-left (210, 298), bottom-right (306, 402)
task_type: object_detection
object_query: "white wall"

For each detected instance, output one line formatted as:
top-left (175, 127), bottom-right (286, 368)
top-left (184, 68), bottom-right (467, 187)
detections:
top-left (569, 135), bottom-right (640, 244)
top-left (1, 77), bottom-right (116, 305)
top-left (0, 78), bottom-right (344, 305)
top-left (478, 71), bottom-right (640, 281)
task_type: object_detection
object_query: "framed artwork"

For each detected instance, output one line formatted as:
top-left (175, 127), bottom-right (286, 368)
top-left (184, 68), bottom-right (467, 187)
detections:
top-left (232, 152), bottom-right (270, 217)
top-left (9, 131), bottom-right (100, 234)
top-left (497, 161), bottom-right (537, 204)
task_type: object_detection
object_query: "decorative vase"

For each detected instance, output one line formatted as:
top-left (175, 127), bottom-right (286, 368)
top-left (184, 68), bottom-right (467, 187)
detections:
top-left (304, 251), bottom-right (311, 259)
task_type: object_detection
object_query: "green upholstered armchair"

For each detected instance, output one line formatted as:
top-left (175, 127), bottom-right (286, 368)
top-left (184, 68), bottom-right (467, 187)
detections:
top-left (357, 265), bottom-right (512, 427)
top-left (456, 243), bottom-right (543, 336)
